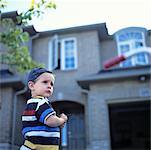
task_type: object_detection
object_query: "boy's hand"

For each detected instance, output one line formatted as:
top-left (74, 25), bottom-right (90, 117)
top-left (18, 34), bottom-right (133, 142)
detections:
top-left (60, 122), bottom-right (65, 129)
top-left (59, 113), bottom-right (68, 129)
top-left (60, 113), bottom-right (68, 122)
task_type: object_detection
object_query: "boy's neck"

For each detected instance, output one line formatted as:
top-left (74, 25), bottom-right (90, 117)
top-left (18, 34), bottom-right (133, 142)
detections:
top-left (32, 95), bottom-right (44, 99)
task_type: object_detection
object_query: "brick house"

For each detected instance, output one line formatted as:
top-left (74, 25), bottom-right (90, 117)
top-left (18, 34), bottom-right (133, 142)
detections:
top-left (0, 11), bottom-right (151, 150)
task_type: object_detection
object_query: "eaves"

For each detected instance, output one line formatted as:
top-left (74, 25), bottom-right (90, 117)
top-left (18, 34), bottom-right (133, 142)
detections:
top-left (77, 65), bottom-right (151, 89)
top-left (0, 70), bottom-right (25, 90)
top-left (39, 23), bottom-right (113, 41)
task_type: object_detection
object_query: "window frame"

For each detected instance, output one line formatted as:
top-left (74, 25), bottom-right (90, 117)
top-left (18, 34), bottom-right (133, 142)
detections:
top-left (48, 35), bottom-right (59, 70)
top-left (115, 28), bottom-right (148, 67)
top-left (61, 37), bottom-right (78, 71)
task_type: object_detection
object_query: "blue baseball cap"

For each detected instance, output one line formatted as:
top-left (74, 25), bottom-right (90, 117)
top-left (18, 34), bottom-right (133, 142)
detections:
top-left (27, 67), bottom-right (52, 82)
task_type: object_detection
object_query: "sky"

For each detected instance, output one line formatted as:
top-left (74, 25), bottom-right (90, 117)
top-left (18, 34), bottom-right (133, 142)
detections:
top-left (3, 0), bottom-right (151, 35)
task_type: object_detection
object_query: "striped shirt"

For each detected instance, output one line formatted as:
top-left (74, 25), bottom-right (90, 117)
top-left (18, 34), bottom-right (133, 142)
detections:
top-left (22, 96), bottom-right (60, 145)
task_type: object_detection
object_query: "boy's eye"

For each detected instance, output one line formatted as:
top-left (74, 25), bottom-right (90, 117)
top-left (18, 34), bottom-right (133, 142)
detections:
top-left (43, 81), bottom-right (54, 86)
top-left (43, 81), bottom-right (48, 83)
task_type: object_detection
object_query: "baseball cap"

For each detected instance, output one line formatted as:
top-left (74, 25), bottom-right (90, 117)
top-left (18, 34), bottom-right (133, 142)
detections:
top-left (27, 67), bottom-right (52, 82)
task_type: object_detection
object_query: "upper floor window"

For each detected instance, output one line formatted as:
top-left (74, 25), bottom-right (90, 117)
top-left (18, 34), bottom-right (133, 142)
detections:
top-left (48, 36), bottom-right (78, 71)
top-left (115, 28), bottom-right (149, 67)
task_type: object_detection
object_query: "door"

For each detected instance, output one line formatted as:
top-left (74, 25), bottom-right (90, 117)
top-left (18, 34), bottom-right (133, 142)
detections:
top-left (67, 112), bottom-right (85, 150)
top-left (52, 101), bottom-right (86, 150)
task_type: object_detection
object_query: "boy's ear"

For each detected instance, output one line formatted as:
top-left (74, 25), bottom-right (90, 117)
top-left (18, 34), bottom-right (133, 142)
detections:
top-left (28, 81), bottom-right (34, 90)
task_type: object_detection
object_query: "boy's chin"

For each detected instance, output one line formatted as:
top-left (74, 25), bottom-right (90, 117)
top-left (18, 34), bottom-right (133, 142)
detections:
top-left (44, 93), bottom-right (52, 97)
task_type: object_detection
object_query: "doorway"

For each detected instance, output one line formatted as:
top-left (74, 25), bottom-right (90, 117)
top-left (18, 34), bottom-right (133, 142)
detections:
top-left (52, 101), bottom-right (86, 150)
top-left (108, 100), bottom-right (150, 150)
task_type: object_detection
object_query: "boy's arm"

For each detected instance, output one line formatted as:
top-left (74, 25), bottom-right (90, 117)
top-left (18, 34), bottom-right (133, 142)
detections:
top-left (45, 113), bottom-right (68, 127)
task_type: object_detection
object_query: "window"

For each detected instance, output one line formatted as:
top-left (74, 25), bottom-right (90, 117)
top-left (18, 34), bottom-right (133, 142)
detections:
top-left (115, 28), bottom-right (148, 67)
top-left (48, 35), bottom-right (58, 70)
top-left (48, 36), bottom-right (77, 71)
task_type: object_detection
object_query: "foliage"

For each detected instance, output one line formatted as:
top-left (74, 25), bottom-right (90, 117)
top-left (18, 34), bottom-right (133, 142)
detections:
top-left (0, 0), bottom-right (56, 73)
top-left (18, 0), bottom-right (56, 25)
top-left (0, 0), bottom-right (7, 10)
top-left (0, 18), bottom-right (41, 73)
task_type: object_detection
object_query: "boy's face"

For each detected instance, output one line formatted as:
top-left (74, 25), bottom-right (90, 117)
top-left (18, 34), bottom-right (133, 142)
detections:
top-left (28, 72), bottom-right (55, 98)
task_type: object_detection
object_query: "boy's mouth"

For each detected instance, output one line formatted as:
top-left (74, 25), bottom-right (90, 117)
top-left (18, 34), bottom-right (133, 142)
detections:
top-left (46, 90), bottom-right (51, 94)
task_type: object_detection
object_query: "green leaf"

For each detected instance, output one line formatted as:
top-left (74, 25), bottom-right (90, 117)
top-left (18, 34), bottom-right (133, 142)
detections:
top-left (21, 32), bottom-right (29, 42)
top-left (0, 0), bottom-right (56, 73)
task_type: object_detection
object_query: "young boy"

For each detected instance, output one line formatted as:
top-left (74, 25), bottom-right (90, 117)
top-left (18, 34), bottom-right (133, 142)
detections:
top-left (20, 67), bottom-right (68, 150)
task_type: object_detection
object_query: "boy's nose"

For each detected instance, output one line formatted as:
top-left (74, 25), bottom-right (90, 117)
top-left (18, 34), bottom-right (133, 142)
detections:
top-left (48, 84), bottom-right (51, 89)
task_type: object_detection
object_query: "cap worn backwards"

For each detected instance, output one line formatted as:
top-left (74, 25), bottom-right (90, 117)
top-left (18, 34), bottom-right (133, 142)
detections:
top-left (28, 67), bottom-right (52, 82)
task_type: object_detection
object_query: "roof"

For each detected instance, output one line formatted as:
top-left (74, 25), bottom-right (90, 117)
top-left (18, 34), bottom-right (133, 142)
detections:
top-left (39, 23), bottom-right (112, 41)
top-left (1, 11), bottom-right (19, 23)
top-left (77, 65), bottom-right (151, 89)
top-left (38, 24), bottom-right (150, 41)
top-left (0, 69), bottom-right (25, 90)
top-left (2, 11), bottom-right (150, 40)
top-left (1, 11), bottom-right (38, 36)
top-left (23, 25), bottom-right (38, 36)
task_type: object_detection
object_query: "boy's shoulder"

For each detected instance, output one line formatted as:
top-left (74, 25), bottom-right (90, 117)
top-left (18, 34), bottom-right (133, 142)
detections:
top-left (27, 97), bottom-right (49, 105)
top-left (27, 97), bottom-right (50, 111)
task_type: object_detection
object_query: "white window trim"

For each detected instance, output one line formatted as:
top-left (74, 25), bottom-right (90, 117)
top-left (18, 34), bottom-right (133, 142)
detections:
top-left (134, 33), bottom-right (149, 65)
top-left (48, 35), bottom-right (58, 70)
top-left (116, 29), bottom-right (148, 67)
top-left (48, 40), bottom-right (53, 70)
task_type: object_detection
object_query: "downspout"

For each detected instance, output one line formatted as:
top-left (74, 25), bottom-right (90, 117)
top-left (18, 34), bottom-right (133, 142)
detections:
top-left (11, 87), bottom-right (27, 150)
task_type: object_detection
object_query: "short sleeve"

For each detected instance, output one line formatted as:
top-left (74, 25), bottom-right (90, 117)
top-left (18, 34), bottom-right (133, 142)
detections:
top-left (35, 99), bottom-right (56, 124)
